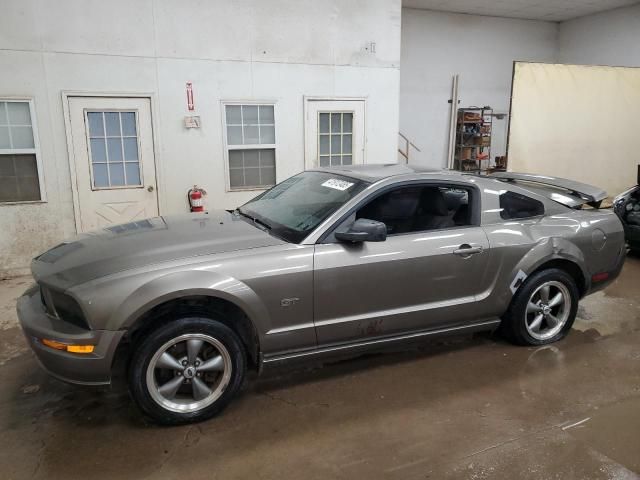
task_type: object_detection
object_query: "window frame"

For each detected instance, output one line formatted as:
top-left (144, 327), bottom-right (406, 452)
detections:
top-left (317, 110), bottom-right (354, 167)
top-left (221, 100), bottom-right (278, 192)
top-left (0, 98), bottom-right (46, 204)
top-left (84, 109), bottom-right (144, 191)
top-left (317, 179), bottom-right (482, 244)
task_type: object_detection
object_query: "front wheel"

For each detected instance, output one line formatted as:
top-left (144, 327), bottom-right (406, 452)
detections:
top-left (128, 317), bottom-right (246, 425)
top-left (501, 268), bottom-right (579, 346)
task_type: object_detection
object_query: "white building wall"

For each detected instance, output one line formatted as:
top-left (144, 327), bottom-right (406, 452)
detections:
top-left (399, 9), bottom-right (558, 169)
top-left (0, 0), bottom-right (401, 275)
top-left (558, 4), bottom-right (640, 67)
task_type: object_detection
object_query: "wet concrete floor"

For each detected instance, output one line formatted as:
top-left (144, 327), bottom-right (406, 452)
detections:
top-left (0, 256), bottom-right (639, 479)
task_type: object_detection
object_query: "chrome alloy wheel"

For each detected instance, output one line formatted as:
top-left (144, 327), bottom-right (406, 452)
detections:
top-left (146, 333), bottom-right (232, 413)
top-left (525, 281), bottom-right (572, 341)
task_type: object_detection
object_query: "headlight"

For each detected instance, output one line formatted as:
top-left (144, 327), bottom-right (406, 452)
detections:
top-left (40, 286), bottom-right (90, 330)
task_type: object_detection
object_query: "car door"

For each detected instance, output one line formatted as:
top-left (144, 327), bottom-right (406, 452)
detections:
top-left (312, 182), bottom-right (492, 346)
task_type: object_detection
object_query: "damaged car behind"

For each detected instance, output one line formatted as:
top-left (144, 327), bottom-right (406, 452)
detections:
top-left (17, 165), bottom-right (626, 424)
top-left (613, 166), bottom-right (640, 254)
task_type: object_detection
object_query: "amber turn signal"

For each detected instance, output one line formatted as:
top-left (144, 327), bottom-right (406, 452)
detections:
top-left (40, 338), bottom-right (94, 354)
top-left (66, 345), bottom-right (95, 353)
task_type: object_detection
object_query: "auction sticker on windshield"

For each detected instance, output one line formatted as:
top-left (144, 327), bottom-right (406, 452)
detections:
top-left (322, 179), bottom-right (354, 191)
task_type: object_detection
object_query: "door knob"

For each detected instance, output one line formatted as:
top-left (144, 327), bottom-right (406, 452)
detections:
top-left (147, 185), bottom-right (154, 192)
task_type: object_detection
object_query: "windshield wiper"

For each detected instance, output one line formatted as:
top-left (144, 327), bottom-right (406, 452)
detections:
top-left (234, 208), bottom-right (272, 231)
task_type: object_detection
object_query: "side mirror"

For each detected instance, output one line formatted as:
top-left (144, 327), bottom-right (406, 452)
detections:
top-left (335, 218), bottom-right (387, 243)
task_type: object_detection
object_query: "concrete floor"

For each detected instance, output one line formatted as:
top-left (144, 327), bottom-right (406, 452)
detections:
top-left (0, 257), bottom-right (639, 480)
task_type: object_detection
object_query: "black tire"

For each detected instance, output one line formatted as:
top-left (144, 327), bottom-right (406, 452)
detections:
top-left (500, 268), bottom-right (579, 346)
top-left (128, 317), bottom-right (246, 425)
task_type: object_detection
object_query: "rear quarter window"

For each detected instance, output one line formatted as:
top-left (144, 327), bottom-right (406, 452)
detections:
top-left (500, 191), bottom-right (544, 220)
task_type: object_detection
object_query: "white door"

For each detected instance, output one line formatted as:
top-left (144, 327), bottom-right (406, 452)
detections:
top-left (304, 99), bottom-right (365, 170)
top-left (68, 97), bottom-right (158, 232)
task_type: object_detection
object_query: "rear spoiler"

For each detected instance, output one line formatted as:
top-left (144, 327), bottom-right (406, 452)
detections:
top-left (490, 172), bottom-right (607, 208)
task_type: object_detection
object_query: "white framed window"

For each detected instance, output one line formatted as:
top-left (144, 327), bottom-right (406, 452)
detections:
top-left (318, 112), bottom-right (353, 167)
top-left (223, 102), bottom-right (276, 191)
top-left (0, 99), bottom-right (44, 203)
top-left (85, 110), bottom-right (143, 189)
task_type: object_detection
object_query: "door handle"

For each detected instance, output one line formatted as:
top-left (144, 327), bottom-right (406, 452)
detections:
top-left (147, 185), bottom-right (154, 192)
top-left (453, 244), bottom-right (483, 257)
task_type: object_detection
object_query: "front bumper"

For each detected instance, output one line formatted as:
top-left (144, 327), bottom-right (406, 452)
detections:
top-left (16, 285), bottom-right (125, 385)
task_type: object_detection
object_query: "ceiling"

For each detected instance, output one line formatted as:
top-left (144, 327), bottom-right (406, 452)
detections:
top-left (402, 0), bottom-right (640, 21)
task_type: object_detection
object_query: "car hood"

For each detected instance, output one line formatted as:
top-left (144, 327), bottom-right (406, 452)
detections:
top-left (32, 211), bottom-right (286, 289)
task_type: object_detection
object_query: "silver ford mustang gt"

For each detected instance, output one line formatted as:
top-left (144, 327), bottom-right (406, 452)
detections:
top-left (17, 164), bottom-right (625, 424)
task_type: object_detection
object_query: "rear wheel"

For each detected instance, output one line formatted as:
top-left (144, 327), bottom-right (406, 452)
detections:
top-left (501, 268), bottom-right (579, 346)
top-left (129, 317), bottom-right (246, 425)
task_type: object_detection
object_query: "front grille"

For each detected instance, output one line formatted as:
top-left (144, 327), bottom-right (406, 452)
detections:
top-left (40, 287), bottom-right (55, 316)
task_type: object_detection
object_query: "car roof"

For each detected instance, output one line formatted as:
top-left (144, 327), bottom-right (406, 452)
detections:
top-left (311, 164), bottom-right (450, 182)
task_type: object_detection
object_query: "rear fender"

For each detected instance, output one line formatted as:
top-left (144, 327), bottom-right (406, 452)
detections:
top-left (493, 237), bottom-right (588, 312)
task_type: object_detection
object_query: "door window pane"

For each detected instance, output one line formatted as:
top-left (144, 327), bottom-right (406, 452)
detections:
top-left (87, 112), bottom-right (104, 137)
top-left (356, 186), bottom-right (471, 235)
top-left (123, 137), bottom-right (138, 161)
top-left (319, 135), bottom-right (329, 155)
top-left (0, 101), bottom-right (41, 202)
top-left (104, 112), bottom-right (121, 136)
top-left (93, 163), bottom-right (109, 188)
top-left (109, 163), bottom-right (125, 186)
top-left (87, 110), bottom-right (141, 188)
top-left (342, 134), bottom-right (352, 154)
top-left (319, 113), bottom-right (330, 134)
top-left (107, 138), bottom-right (123, 162)
top-left (120, 112), bottom-right (137, 136)
top-left (317, 112), bottom-right (354, 167)
top-left (125, 163), bottom-right (141, 185)
top-left (330, 135), bottom-right (341, 155)
top-left (343, 114), bottom-right (353, 133)
top-left (90, 138), bottom-right (106, 162)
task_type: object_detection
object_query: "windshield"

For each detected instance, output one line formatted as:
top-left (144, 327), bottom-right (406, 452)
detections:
top-left (239, 171), bottom-right (368, 243)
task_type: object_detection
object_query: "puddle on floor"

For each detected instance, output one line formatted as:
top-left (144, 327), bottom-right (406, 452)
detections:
top-left (563, 396), bottom-right (640, 473)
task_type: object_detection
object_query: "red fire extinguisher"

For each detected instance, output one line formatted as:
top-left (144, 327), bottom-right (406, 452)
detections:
top-left (187, 185), bottom-right (207, 213)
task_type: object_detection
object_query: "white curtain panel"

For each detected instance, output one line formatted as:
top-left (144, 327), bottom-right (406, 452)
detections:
top-left (508, 62), bottom-right (640, 197)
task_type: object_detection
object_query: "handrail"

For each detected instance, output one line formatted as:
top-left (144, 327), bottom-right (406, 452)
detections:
top-left (398, 132), bottom-right (421, 164)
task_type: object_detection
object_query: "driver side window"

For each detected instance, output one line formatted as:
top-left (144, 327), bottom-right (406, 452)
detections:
top-left (355, 184), bottom-right (473, 235)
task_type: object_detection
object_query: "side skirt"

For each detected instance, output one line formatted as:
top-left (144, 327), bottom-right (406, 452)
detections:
top-left (260, 318), bottom-right (501, 370)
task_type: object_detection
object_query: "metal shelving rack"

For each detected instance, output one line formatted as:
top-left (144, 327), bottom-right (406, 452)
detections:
top-left (453, 106), bottom-right (492, 172)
